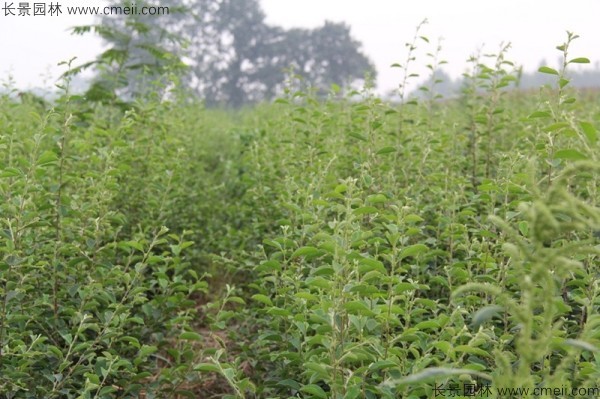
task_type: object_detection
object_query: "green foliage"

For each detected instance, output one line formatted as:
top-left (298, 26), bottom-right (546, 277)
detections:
top-left (0, 68), bottom-right (207, 398)
top-left (193, 32), bottom-right (598, 398)
top-left (70, 0), bottom-right (188, 102)
top-left (1, 31), bottom-right (599, 399)
top-left (461, 42), bottom-right (518, 187)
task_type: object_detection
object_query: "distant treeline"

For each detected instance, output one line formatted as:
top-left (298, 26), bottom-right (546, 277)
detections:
top-left (8, 63), bottom-right (599, 103)
top-left (413, 66), bottom-right (600, 99)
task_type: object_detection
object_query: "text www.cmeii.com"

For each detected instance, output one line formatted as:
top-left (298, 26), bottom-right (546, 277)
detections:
top-left (2, 2), bottom-right (169, 17)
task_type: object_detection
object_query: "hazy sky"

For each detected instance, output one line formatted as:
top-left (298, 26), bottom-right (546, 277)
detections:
top-left (1, 0), bottom-right (599, 94)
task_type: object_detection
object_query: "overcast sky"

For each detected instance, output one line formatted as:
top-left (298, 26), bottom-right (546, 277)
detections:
top-left (1, 0), bottom-right (599, 94)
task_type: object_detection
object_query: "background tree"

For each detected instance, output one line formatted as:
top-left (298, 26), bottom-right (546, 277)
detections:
top-left (77, 0), bottom-right (377, 107)
top-left (184, 0), bottom-right (376, 106)
top-left (183, 0), bottom-right (274, 106)
top-left (71, 0), bottom-right (188, 104)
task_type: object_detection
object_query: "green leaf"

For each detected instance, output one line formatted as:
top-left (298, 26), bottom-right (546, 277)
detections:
top-left (518, 221), bottom-right (529, 237)
top-left (367, 194), bottom-right (388, 204)
top-left (433, 341), bottom-right (452, 355)
top-left (414, 320), bottom-right (439, 330)
top-left (194, 363), bottom-right (220, 373)
top-left (119, 336), bottom-right (141, 348)
top-left (179, 332), bottom-right (203, 341)
top-left (222, 367), bottom-right (235, 381)
top-left (344, 301), bottom-right (376, 316)
top-left (353, 206), bottom-right (378, 215)
top-left (291, 246), bottom-right (320, 259)
top-left (263, 239), bottom-right (282, 249)
top-left (48, 345), bottom-right (63, 359)
top-left (358, 257), bottom-right (387, 274)
top-left (295, 292), bottom-right (318, 302)
top-left (99, 387), bottom-right (118, 396)
top-left (122, 241), bottom-right (144, 252)
top-left (528, 111), bottom-right (551, 119)
top-left (227, 296), bottom-right (246, 305)
top-left (0, 167), bottom-right (23, 178)
top-left (544, 122), bottom-right (569, 132)
top-left (554, 149), bottom-right (587, 160)
top-left (267, 307), bottom-right (291, 317)
top-left (304, 362), bottom-right (330, 378)
top-left (394, 282), bottom-right (417, 294)
top-left (301, 384), bottom-right (327, 398)
top-left (293, 117), bottom-right (307, 124)
top-left (376, 146), bottom-right (396, 155)
top-left (399, 244), bottom-right (428, 260)
top-left (348, 132), bottom-right (368, 141)
top-left (138, 345), bottom-right (157, 358)
top-left (127, 317), bottom-right (144, 325)
top-left (580, 122), bottom-right (598, 144)
top-left (256, 260), bottom-right (282, 273)
top-left (335, 184), bottom-right (348, 193)
top-left (277, 379), bottom-right (301, 390)
top-left (85, 372), bottom-right (100, 385)
top-left (568, 57), bottom-right (590, 64)
top-left (454, 345), bottom-right (491, 357)
top-left (404, 214), bottom-right (424, 223)
top-left (306, 277), bottom-right (331, 290)
top-left (369, 360), bottom-right (398, 371)
top-left (251, 294), bottom-right (273, 306)
top-left (538, 66), bottom-right (559, 75)
top-left (37, 150), bottom-right (59, 166)
top-left (313, 265), bottom-right (334, 276)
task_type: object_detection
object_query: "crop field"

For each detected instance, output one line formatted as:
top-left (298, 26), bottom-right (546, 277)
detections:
top-left (1, 34), bottom-right (599, 398)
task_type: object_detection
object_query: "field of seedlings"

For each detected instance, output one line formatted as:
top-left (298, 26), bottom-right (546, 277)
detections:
top-left (1, 34), bottom-right (599, 398)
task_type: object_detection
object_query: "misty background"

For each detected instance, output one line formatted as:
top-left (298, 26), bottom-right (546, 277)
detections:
top-left (1, 0), bottom-right (599, 105)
